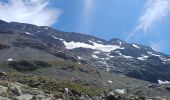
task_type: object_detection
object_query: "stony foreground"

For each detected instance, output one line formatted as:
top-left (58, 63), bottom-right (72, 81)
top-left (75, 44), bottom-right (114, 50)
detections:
top-left (0, 72), bottom-right (169, 100)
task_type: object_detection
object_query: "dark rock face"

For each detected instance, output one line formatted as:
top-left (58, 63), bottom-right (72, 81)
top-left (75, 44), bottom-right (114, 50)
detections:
top-left (0, 44), bottom-right (10, 50)
top-left (8, 61), bottom-right (51, 72)
top-left (0, 19), bottom-right (170, 83)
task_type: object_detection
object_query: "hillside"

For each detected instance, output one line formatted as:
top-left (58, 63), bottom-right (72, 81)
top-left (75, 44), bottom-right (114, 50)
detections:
top-left (0, 20), bottom-right (170, 99)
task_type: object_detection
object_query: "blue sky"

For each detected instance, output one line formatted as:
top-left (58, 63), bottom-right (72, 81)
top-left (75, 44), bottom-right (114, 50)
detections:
top-left (52, 0), bottom-right (145, 40)
top-left (51, 0), bottom-right (170, 54)
top-left (0, 0), bottom-right (170, 54)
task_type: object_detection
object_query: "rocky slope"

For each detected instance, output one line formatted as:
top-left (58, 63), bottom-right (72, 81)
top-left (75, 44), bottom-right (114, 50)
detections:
top-left (0, 72), bottom-right (170, 100)
top-left (0, 20), bottom-right (170, 83)
top-left (0, 20), bottom-right (170, 99)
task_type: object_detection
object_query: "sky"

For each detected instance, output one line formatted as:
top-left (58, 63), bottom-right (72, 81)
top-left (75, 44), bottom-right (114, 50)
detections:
top-left (0, 0), bottom-right (170, 54)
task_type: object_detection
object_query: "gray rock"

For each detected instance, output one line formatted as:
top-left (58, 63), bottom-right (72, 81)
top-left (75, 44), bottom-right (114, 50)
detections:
top-left (10, 86), bottom-right (22, 96)
top-left (79, 95), bottom-right (85, 100)
top-left (15, 94), bottom-right (33, 100)
top-left (0, 96), bottom-right (11, 100)
top-left (32, 95), bottom-right (45, 100)
top-left (9, 82), bottom-right (23, 96)
top-left (153, 96), bottom-right (163, 100)
top-left (56, 99), bottom-right (63, 100)
top-left (32, 95), bottom-right (40, 100)
top-left (64, 88), bottom-right (69, 94)
top-left (0, 71), bottom-right (7, 76)
top-left (106, 91), bottom-right (115, 100)
top-left (0, 85), bottom-right (7, 94)
top-left (25, 89), bottom-right (44, 95)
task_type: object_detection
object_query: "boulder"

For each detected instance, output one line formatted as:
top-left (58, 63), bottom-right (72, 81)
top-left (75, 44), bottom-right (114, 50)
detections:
top-left (15, 94), bottom-right (33, 100)
top-left (0, 96), bottom-right (11, 100)
top-left (70, 89), bottom-right (81, 97)
top-left (56, 98), bottom-right (63, 100)
top-left (0, 71), bottom-right (7, 76)
top-left (165, 87), bottom-right (170, 91)
top-left (153, 97), bottom-right (163, 100)
top-left (0, 85), bottom-right (7, 94)
top-left (107, 92), bottom-right (115, 100)
top-left (32, 95), bottom-right (45, 100)
top-left (79, 95), bottom-right (85, 100)
top-left (64, 88), bottom-right (69, 94)
top-left (9, 86), bottom-right (22, 96)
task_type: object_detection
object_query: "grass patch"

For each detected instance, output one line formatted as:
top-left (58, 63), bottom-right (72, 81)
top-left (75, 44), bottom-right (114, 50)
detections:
top-left (16, 75), bottom-right (103, 96)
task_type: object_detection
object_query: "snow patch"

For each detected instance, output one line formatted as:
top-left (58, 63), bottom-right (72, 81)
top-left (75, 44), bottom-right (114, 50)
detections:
top-left (77, 56), bottom-right (82, 60)
top-left (166, 59), bottom-right (170, 61)
top-left (119, 41), bottom-right (122, 46)
top-left (115, 51), bottom-right (133, 59)
top-left (106, 68), bottom-right (110, 72)
top-left (123, 55), bottom-right (133, 59)
top-left (147, 52), bottom-right (161, 57)
top-left (115, 89), bottom-right (126, 94)
top-left (88, 40), bottom-right (124, 52)
top-left (147, 51), bottom-right (152, 55)
top-left (148, 52), bottom-right (167, 62)
top-left (151, 53), bottom-right (161, 57)
top-left (105, 53), bottom-right (114, 58)
top-left (51, 36), bottom-right (124, 52)
top-left (132, 44), bottom-right (140, 49)
top-left (62, 40), bottom-right (124, 52)
top-left (64, 41), bottom-right (92, 49)
top-left (93, 51), bottom-right (100, 54)
top-left (51, 35), bottom-right (63, 41)
top-left (137, 55), bottom-right (149, 60)
top-left (25, 32), bottom-right (33, 35)
top-left (7, 58), bottom-right (13, 62)
top-left (108, 80), bottom-right (113, 83)
top-left (158, 80), bottom-right (170, 84)
top-left (115, 51), bottom-right (123, 56)
top-left (159, 57), bottom-right (169, 62)
top-left (108, 55), bottom-right (115, 58)
top-left (92, 54), bottom-right (99, 59)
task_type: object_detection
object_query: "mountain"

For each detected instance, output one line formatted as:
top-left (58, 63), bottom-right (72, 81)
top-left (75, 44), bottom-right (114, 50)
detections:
top-left (0, 19), bottom-right (170, 84)
top-left (1, 20), bottom-right (170, 99)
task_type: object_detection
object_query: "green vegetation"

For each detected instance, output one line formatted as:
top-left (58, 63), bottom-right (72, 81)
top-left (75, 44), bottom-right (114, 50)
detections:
top-left (6, 72), bottom-right (103, 96)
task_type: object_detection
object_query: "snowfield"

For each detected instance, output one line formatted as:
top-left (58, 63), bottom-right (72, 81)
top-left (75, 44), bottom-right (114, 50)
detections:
top-left (158, 80), bottom-right (170, 84)
top-left (51, 35), bottom-right (124, 52)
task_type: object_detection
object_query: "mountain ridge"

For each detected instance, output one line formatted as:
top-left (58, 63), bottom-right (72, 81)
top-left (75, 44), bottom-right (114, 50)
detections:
top-left (0, 19), bottom-right (163, 51)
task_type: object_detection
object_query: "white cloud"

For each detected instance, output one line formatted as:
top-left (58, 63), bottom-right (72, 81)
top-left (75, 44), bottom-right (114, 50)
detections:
top-left (136, 0), bottom-right (170, 32)
top-left (0, 0), bottom-right (61, 26)
top-left (126, 0), bottom-right (170, 40)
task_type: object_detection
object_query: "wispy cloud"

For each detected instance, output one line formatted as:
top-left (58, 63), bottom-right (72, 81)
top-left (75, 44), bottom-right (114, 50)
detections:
top-left (77, 0), bottom-right (94, 32)
top-left (127, 0), bottom-right (170, 40)
top-left (136, 0), bottom-right (170, 33)
top-left (0, 0), bottom-right (61, 26)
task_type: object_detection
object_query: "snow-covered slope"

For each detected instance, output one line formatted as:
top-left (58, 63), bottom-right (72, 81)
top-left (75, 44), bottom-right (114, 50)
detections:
top-left (51, 35), bottom-right (124, 52)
